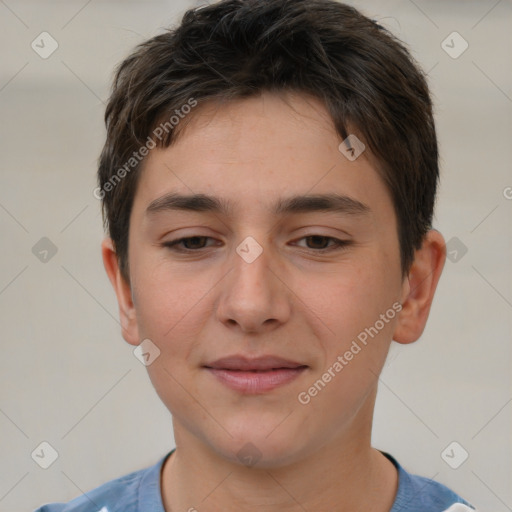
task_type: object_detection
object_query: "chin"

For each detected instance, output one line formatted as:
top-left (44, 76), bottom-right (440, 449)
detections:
top-left (208, 427), bottom-right (308, 470)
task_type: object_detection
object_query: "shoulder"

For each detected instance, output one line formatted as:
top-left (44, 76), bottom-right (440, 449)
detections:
top-left (33, 451), bottom-right (172, 512)
top-left (385, 452), bottom-right (477, 512)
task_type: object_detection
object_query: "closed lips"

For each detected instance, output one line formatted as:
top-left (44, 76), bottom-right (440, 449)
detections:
top-left (204, 355), bottom-right (308, 371)
top-left (214, 367), bottom-right (307, 372)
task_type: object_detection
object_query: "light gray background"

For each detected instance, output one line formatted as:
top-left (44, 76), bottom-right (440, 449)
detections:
top-left (0, 0), bottom-right (511, 511)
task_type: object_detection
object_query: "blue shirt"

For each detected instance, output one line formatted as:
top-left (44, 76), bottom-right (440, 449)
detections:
top-left (33, 450), bottom-right (476, 512)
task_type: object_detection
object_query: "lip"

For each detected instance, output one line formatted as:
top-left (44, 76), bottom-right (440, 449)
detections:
top-left (205, 355), bottom-right (306, 371)
top-left (203, 355), bottom-right (308, 394)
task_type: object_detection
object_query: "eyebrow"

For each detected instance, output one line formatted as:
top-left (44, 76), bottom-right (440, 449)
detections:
top-left (145, 192), bottom-right (371, 218)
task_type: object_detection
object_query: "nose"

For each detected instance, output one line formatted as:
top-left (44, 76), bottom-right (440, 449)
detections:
top-left (215, 240), bottom-right (291, 334)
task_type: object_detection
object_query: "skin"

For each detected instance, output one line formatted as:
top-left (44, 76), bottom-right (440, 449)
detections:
top-left (102, 92), bottom-right (446, 512)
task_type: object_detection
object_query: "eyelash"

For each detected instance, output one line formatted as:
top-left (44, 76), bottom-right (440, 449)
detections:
top-left (162, 235), bottom-right (351, 254)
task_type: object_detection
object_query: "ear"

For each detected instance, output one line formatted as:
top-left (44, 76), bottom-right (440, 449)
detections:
top-left (393, 229), bottom-right (446, 344)
top-left (101, 237), bottom-right (140, 346)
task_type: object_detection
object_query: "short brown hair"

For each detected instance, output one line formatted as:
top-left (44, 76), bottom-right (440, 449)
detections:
top-left (98, 0), bottom-right (439, 283)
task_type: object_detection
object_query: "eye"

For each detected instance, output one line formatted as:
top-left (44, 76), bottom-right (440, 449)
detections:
top-left (162, 235), bottom-right (350, 254)
top-left (293, 235), bottom-right (350, 252)
top-left (162, 236), bottom-right (216, 252)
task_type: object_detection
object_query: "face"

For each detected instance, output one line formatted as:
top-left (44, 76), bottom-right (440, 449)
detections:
top-left (107, 92), bottom-right (414, 467)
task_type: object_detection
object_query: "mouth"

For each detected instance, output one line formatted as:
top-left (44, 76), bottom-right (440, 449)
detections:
top-left (203, 355), bottom-right (308, 393)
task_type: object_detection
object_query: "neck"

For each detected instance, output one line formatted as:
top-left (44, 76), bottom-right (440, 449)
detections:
top-left (161, 408), bottom-right (398, 512)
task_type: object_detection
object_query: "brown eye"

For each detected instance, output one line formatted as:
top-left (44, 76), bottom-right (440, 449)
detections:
top-left (163, 236), bottom-right (215, 252)
top-left (295, 235), bottom-right (350, 252)
top-left (305, 235), bottom-right (331, 250)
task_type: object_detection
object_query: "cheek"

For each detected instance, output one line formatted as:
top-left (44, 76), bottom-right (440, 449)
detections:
top-left (131, 253), bottom-right (209, 340)
top-left (294, 268), bottom-right (398, 429)
top-left (133, 265), bottom-right (211, 413)
top-left (295, 256), bottom-right (401, 384)
top-left (130, 260), bottom-right (223, 392)
top-left (301, 260), bottom-right (397, 334)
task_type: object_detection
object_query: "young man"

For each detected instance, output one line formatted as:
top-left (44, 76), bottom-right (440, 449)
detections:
top-left (35, 0), bottom-right (477, 510)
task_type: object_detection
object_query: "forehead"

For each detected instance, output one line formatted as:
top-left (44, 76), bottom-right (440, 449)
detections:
top-left (132, 92), bottom-right (392, 221)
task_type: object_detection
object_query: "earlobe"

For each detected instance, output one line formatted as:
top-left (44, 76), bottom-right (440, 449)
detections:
top-left (101, 238), bottom-right (140, 346)
top-left (392, 229), bottom-right (446, 344)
